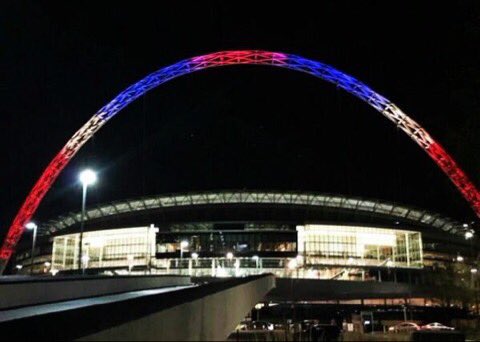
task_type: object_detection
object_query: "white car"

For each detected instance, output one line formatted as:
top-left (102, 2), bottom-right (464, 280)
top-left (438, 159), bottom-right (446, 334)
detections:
top-left (422, 322), bottom-right (455, 331)
top-left (234, 321), bottom-right (248, 331)
top-left (388, 322), bottom-right (420, 333)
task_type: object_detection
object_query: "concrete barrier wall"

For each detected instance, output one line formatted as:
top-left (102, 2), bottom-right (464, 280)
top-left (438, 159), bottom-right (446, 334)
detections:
top-left (267, 278), bottom-right (429, 301)
top-left (0, 275), bottom-right (191, 309)
top-left (81, 274), bottom-right (276, 341)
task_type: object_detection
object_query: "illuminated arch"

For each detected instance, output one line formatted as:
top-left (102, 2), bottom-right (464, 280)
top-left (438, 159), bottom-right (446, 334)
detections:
top-left (1, 50), bottom-right (479, 271)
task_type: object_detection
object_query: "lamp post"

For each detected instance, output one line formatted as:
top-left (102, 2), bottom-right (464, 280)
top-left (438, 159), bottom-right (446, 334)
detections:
top-left (25, 222), bottom-right (37, 275)
top-left (288, 258), bottom-right (298, 335)
top-left (78, 169), bottom-right (97, 274)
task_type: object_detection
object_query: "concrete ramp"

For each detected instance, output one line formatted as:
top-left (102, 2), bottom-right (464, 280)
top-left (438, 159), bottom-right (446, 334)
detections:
top-left (0, 274), bottom-right (191, 309)
top-left (0, 274), bottom-right (275, 341)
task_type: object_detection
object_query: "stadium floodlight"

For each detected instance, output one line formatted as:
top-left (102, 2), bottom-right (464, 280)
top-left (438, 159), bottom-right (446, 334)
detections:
top-left (79, 169), bottom-right (97, 186)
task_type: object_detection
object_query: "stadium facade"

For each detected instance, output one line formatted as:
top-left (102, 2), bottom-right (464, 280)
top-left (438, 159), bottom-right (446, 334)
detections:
top-left (13, 191), bottom-right (479, 308)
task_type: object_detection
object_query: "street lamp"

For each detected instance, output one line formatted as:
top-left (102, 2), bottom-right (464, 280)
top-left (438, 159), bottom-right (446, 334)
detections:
top-left (191, 252), bottom-right (199, 259)
top-left (287, 258), bottom-right (298, 328)
top-left (226, 252), bottom-right (234, 260)
top-left (78, 169), bottom-right (97, 274)
top-left (25, 222), bottom-right (37, 275)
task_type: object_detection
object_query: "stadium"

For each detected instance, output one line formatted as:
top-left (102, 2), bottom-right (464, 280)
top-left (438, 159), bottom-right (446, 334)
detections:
top-left (13, 190), bottom-right (478, 313)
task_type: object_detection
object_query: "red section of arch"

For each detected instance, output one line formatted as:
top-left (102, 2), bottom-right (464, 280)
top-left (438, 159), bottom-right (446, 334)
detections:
top-left (0, 149), bottom-right (70, 260)
top-left (427, 142), bottom-right (480, 215)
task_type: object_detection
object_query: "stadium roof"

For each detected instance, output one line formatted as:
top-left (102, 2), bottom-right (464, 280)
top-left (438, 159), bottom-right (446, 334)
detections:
top-left (39, 191), bottom-right (464, 236)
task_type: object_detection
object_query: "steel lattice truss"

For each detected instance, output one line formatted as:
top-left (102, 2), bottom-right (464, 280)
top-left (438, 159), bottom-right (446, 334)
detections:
top-left (41, 191), bottom-right (463, 236)
top-left (1, 50), bottom-right (479, 270)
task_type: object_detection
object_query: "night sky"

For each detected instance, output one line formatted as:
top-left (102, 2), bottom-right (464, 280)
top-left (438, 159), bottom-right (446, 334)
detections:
top-left (2, 1), bottom-right (480, 242)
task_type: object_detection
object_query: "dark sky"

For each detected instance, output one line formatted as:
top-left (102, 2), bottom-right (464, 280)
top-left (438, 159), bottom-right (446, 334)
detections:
top-left (2, 1), bottom-right (480, 241)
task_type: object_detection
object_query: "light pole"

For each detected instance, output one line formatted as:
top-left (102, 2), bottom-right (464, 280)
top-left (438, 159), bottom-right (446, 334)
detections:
top-left (288, 258), bottom-right (298, 336)
top-left (472, 268), bottom-right (479, 314)
top-left (25, 222), bottom-right (37, 275)
top-left (78, 169), bottom-right (97, 275)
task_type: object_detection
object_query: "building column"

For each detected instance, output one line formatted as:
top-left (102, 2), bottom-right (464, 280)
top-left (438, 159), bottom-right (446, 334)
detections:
top-left (405, 233), bottom-right (410, 267)
top-left (99, 244), bottom-right (103, 268)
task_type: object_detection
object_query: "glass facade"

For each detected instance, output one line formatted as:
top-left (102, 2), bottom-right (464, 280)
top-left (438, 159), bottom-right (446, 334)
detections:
top-left (156, 230), bottom-right (297, 257)
top-left (51, 223), bottom-right (423, 280)
top-left (52, 227), bottom-right (156, 271)
top-left (297, 225), bottom-right (423, 268)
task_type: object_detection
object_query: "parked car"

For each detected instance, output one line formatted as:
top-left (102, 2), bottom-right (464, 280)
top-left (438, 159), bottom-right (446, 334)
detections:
top-left (300, 319), bottom-right (320, 331)
top-left (421, 322), bottom-right (455, 331)
top-left (388, 322), bottom-right (420, 333)
top-left (248, 321), bottom-right (274, 331)
top-left (234, 321), bottom-right (249, 331)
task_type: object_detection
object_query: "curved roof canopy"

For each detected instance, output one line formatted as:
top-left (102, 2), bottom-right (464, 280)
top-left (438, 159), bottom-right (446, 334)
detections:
top-left (40, 191), bottom-right (464, 236)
